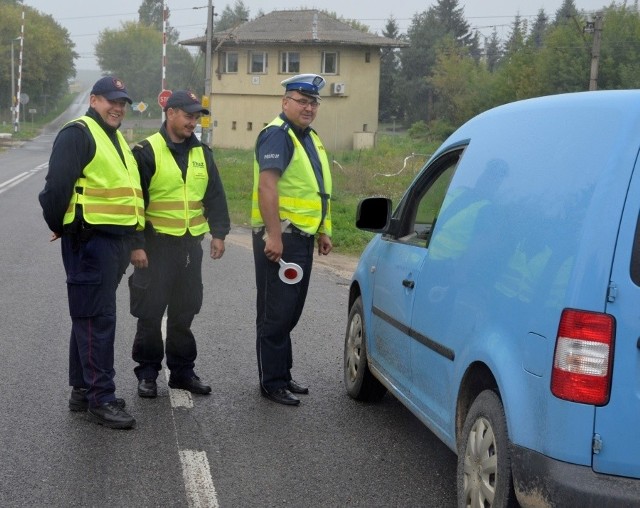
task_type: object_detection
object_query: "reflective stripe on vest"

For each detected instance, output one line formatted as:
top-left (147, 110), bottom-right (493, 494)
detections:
top-left (63, 116), bottom-right (144, 229)
top-left (145, 133), bottom-right (209, 236)
top-left (251, 117), bottom-right (332, 236)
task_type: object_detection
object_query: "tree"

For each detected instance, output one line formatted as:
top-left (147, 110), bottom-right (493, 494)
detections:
top-left (491, 16), bottom-right (544, 104)
top-left (0, 2), bottom-right (76, 121)
top-left (398, 0), bottom-right (479, 124)
top-left (215, 1), bottom-right (250, 32)
top-left (554, 0), bottom-right (579, 26)
top-left (138, 0), bottom-right (180, 43)
top-left (504, 15), bottom-right (528, 56)
top-left (484, 28), bottom-right (503, 73)
top-left (321, 10), bottom-right (371, 33)
top-left (529, 9), bottom-right (550, 48)
top-left (596, 4), bottom-right (640, 89)
top-left (379, 16), bottom-right (402, 122)
top-left (429, 37), bottom-right (492, 126)
top-left (95, 21), bottom-right (199, 105)
top-left (536, 22), bottom-right (589, 94)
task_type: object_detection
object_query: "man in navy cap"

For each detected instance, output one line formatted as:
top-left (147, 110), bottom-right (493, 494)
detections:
top-left (251, 74), bottom-right (333, 406)
top-left (129, 90), bottom-right (230, 398)
top-left (39, 76), bottom-right (143, 429)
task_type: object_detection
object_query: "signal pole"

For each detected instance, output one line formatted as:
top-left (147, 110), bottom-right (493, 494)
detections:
top-left (14, 7), bottom-right (25, 132)
top-left (161, 0), bottom-right (168, 122)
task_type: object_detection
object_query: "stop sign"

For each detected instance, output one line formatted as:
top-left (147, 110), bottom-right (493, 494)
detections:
top-left (157, 89), bottom-right (172, 108)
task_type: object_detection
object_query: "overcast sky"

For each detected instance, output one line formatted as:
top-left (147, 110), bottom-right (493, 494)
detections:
top-left (21, 0), bottom-right (609, 70)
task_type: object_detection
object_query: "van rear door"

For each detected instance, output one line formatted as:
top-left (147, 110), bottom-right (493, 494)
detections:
top-left (597, 165), bottom-right (640, 479)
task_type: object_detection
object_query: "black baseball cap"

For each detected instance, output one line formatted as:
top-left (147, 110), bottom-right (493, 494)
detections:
top-left (90, 76), bottom-right (132, 104)
top-left (165, 90), bottom-right (210, 115)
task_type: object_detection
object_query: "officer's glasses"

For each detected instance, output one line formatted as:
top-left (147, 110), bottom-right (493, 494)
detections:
top-left (286, 96), bottom-right (320, 109)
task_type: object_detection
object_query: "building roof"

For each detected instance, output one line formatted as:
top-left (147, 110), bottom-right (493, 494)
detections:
top-left (180, 9), bottom-right (408, 49)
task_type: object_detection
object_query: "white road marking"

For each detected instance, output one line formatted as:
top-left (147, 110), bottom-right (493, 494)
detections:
top-left (179, 450), bottom-right (219, 508)
top-left (162, 310), bottom-right (218, 507)
top-left (0, 164), bottom-right (47, 195)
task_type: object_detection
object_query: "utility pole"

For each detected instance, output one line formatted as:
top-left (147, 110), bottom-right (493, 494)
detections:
top-left (10, 38), bottom-right (17, 119)
top-left (587, 12), bottom-right (604, 91)
top-left (203, 0), bottom-right (214, 146)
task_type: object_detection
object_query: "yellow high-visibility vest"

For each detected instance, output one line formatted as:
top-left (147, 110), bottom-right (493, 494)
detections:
top-left (251, 117), bottom-right (332, 236)
top-left (145, 132), bottom-right (209, 236)
top-left (63, 116), bottom-right (144, 230)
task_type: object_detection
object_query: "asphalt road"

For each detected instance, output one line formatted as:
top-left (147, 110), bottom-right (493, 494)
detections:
top-left (0, 115), bottom-right (457, 507)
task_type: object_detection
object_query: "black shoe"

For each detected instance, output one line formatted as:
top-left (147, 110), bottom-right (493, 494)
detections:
top-left (87, 401), bottom-right (136, 429)
top-left (69, 387), bottom-right (125, 412)
top-left (168, 375), bottom-right (211, 395)
top-left (262, 386), bottom-right (300, 406)
top-left (287, 379), bottom-right (309, 394)
top-left (137, 379), bottom-right (158, 398)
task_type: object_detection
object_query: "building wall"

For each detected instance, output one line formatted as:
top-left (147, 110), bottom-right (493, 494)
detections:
top-left (208, 44), bottom-right (380, 153)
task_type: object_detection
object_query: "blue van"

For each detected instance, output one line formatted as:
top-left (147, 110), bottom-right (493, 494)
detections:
top-left (345, 91), bottom-right (640, 507)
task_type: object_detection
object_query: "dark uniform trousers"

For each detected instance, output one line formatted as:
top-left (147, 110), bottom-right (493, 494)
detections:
top-left (252, 228), bottom-right (314, 392)
top-left (62, 231), bottom-right (131, 408)
top-left (129, 234), bottom-right (204, 382)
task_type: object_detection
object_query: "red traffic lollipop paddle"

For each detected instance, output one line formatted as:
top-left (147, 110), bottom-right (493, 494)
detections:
top-left (278, 259), bottom-right (303, 284)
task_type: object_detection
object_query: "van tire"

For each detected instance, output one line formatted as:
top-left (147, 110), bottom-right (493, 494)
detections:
top-left (457, 390), bottom-right (516, 508)
top-left (344, 296), bottom-right (387, 402)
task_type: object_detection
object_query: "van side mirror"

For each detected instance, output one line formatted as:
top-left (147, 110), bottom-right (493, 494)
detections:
top-left (356, 197), bottom-right (391, 232)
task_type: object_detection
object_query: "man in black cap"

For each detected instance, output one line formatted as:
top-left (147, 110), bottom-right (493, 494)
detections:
top-left (251, 73), bottom-right (333, 406)
top-left (129, 90), bottom-right (230, 398)
top-left (39, 76), bottom-right (143, 429)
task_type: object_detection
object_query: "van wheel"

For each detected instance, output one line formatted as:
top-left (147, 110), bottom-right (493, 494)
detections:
top-left (344, 296), bottom-right (387, 402)
top-left (457, 390), bottom-right (516, 508)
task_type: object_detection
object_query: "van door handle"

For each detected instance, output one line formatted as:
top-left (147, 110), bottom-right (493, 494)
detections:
top-left (402, 279), bottom-right (415, 289)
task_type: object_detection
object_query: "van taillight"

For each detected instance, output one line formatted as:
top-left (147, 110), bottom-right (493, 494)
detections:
top-left (551, 308), bottom-right (615, 406)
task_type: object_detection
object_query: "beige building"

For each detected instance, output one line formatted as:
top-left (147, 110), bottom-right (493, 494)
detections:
top-left (181, 9), bottom-right (407, 152)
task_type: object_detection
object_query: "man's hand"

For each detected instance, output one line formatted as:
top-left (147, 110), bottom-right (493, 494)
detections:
top-left (210, 237), bottom-right (225, 259)
top-left (317, 233), bottom-right (332, 256)
top-left (130, 248), bottom-right (148, 269)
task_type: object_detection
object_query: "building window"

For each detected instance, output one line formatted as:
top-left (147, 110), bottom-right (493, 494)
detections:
top-left (280, 52), bottom-right (300, 73)
top-left (221, 52), bottom-right (238, 73)
top-left (249, 51), bottom-right (267, 73)
top-left (232, 121), bottom-right (237, 130)
top-left (365, 52), bottom-right (371, 63)
top-left (322, 52), bottom-right (338, 74)
top-left (247, 122), bottom-right (253, 131)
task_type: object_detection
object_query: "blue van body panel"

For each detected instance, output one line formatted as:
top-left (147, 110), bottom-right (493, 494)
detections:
top-left (351, 91), bottom-right (640, 501)
top-left (597, 153), bottom-right (640, 478)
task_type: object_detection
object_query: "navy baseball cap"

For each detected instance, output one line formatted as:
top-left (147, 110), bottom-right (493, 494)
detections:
top-left (165, 90), bottom-right (210, 115)
top-left (281, 74), bottom-right (326, 99)
top-left (90, 76), bottom-right (132, 104)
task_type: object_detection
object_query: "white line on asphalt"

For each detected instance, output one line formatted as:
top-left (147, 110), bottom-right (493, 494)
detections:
top-left (0, 164), bottom-right (47, 195)
top-left (162, 316), bottom-right (219, 507)
top-left (179, 450), bottom-right (219, 508)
